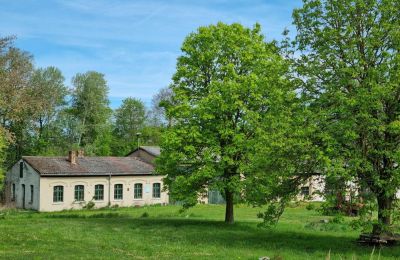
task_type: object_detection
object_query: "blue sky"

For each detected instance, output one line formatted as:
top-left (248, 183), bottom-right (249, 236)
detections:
top-left (0, 0), bottom-right (302, 108)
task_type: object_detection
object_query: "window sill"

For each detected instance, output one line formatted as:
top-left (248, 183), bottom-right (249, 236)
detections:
top-left (133, 198), bottom-right (143, 200)
top-left (52, 202), bottom-right (64, 205)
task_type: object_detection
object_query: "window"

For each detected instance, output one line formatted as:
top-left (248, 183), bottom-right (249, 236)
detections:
top-left (19, 162), bottom-right (23, 178)
top-left (114, 184), bottom-right (123, 200)
top-left (12, 183), bottom-right (15, 201)
top-left (94, 184), bottom-right (104, 201)
top-left (74, 185), bottom-right (84, 201)
top-left (301, 186), bottom-right (310, 196)
top-left (53, 186), bottom-right (64, 202)
top-left (30, 185), bottom-right (34, 203)
top-left (134, 183), bottom-right (143, 199)
top-left (152, 183), bottom-right (161, 198)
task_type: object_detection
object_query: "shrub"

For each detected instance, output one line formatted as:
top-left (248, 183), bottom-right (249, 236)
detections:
top-left (84, 201), bottom-right (95, 210)
top-left (305, 203), bottom-right (315, 211)
top-left (88, 213), bottom-right (122, 218)
top-left (332, 214), bottom-right (345, 224)
top-left (140, 212), bottom-right (149, 218)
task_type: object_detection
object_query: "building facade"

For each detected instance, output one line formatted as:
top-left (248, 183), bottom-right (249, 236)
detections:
top-left (4, 150), bottom-right (168, 211)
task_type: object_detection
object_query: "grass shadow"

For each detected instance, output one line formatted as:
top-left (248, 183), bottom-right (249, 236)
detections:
top-left (71, 216), bottom-right (399, 258)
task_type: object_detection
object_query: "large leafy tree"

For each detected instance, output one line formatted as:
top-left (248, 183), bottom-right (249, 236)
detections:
top-left (293, 0), bottom-right (400, 235)
top-left (29, 67), bottom-right (68, 154)
top-left (0, 36), bottom-right (34, 162)
top-left (157, 23), bottom-right (291, 224)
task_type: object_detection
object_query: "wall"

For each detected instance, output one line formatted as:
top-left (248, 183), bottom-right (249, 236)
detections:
top-left (4, 160), bottom-right (40, 210)
top-left (39, 175), bottom-right (168, 212)
top-left (297, 175), bottom-right (325, 202)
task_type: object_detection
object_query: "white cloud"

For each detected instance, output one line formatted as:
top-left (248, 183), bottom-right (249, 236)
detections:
top-left (0, 0), bottom-right (302, 107)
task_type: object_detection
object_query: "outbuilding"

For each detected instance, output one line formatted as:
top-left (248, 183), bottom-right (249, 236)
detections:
top-left (4, 150), bottom-right (168, 211)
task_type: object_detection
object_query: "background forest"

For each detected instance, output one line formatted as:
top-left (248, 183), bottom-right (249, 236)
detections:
top-left (0, 36), bottom-right (170, 172)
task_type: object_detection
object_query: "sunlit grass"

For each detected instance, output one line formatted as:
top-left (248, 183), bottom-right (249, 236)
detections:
top-left (0, 203), bottom-right (399, 259)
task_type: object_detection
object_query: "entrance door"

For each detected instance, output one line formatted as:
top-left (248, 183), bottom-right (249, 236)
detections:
top-left (22, 184), bottom-right (25, 209)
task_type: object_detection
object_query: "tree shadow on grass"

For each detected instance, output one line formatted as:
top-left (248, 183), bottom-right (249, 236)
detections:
top-left (77, 217), bottom-right (400, 258)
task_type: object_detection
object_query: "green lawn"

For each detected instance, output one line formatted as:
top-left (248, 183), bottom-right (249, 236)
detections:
top-left (0, 204), bottom-right (399, 259)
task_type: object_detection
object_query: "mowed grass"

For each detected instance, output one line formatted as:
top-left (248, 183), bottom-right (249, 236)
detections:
top-left (0, 204), bottom-right (399, 259)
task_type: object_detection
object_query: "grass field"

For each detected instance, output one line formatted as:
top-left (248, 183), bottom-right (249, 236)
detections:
top-left (0, 203), bottom-right (399, 259)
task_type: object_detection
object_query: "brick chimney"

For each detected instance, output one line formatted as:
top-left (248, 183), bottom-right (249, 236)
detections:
top-left (68, 151), bottom-right (76, 164)
top-left (77, 149), bottom-right (84, 158)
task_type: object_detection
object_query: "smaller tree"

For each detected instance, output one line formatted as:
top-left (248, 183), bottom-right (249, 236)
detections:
top-left (148, 86), bottom-right (173, 127)
top-left (70, 71), bottom-right (111, 148)
top-left (113, 97), bottom-right (146, 155)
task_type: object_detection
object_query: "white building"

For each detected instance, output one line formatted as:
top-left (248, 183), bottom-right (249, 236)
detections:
top-left (4, 148), bottom-right (168, 211)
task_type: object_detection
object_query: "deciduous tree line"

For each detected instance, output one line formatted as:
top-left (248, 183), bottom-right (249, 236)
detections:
top-left (0, 36), bottom-right (170, 172)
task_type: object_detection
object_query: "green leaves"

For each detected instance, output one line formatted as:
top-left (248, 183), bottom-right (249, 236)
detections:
top-left (71, 71), bottom-right (111, 147)
top-left (157, 23), bottom-right (292, 221)
top-left (293, 0), bottom-right (400, 233)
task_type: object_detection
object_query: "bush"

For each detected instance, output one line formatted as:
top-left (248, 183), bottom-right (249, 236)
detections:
top-left (88, 213), bottom-right (122, 218)
top-left (306, 203), bottom-right (315, 211)
top-left (140, 212), bottom-right (149, 218)
top-left (84, 201), bottom-right (95, 210)
top-left (332, 214), bottom-right (345, 224)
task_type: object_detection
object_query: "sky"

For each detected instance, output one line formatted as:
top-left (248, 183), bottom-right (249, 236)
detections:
top-left (0, 0), bottom-right (302, 109)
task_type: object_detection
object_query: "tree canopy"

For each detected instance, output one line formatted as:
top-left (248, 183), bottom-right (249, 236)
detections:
top-left (156, 22), bottom-right (293, 223)
top-left (291, 0), bottom-right (400, 235)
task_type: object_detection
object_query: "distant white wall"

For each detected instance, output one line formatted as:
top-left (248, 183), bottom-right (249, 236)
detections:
top-left (39, 175), bottom-right (168, 212)
top-left (297, 175), bottom-right (326, 202)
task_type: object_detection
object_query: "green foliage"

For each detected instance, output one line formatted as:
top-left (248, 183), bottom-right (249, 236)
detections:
top-left (140, 212), bottom-right (149, 218)
top-left (114, 97), bottom-right (146, 140)
top-left (0, 35), bottom-right (166, 170)
top-left (29, 66), bottom-right (69, 155)
top-left (157, 22), bottom-right (291, 223)
top-left (331, 214), bottom-right (345, 224)
top-left (292, 0), bottom-right (400, 234)
top-left (83, 201), bottom-right (95, 210)
top-left (0, 128), bottom-right (8, 191)
top-left (0, 36), bottom-right (34, 163)
top-left (112, 97), bottom-right (146, 155)
top-left (71, 71), bottom-right (112, 148)
top-left (149, 86), bottom-right (173, 127)
top-left (305, 203), bottom-right (316, 211)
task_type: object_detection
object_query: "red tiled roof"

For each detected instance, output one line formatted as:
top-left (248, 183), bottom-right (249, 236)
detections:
top-left (22, 156), bottom-right (155, 176)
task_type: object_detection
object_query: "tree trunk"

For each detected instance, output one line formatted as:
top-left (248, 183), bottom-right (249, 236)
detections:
top-left (225, 189), bottom-right (234, 224)
top-left (373, 194), bottom-right (393, 235)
